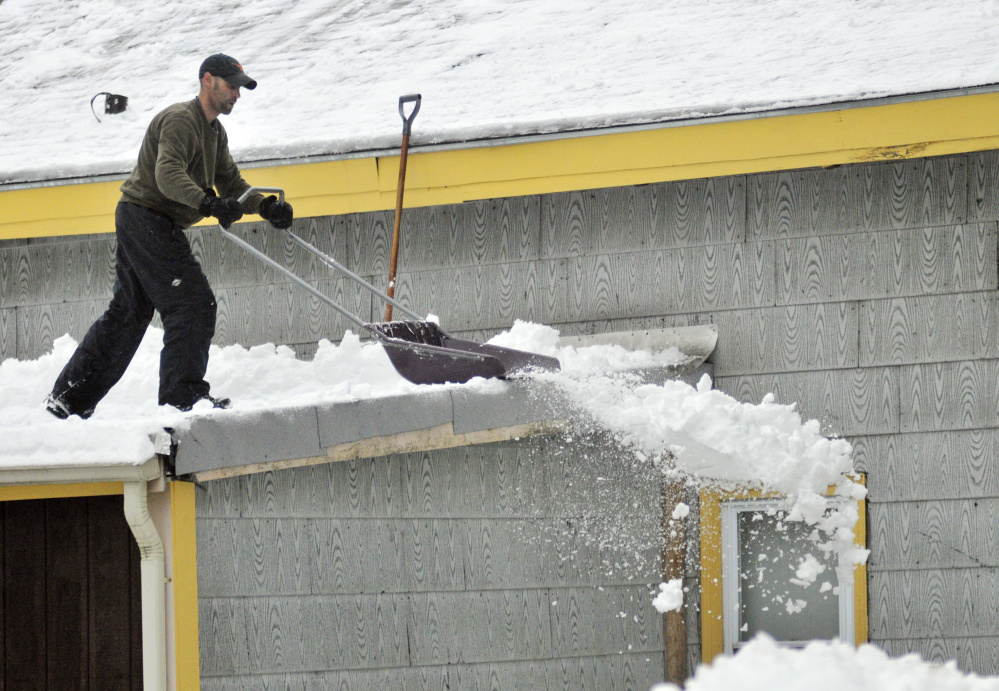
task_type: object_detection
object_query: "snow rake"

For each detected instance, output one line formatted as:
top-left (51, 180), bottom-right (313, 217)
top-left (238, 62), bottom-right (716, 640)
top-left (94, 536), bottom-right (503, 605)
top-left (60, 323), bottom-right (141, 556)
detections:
top-left (216, 187), bottom-right (561, 385)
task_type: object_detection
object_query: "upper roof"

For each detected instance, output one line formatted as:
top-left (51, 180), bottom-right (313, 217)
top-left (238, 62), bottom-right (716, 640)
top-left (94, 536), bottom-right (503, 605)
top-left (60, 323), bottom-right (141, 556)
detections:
top-left (2, 0), bottom-right (999, 185)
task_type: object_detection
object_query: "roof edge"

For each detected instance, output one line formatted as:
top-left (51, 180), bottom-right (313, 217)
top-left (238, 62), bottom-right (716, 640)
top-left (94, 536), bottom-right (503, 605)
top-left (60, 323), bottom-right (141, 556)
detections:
top-left (4, 83), bottom-right (999, 191)
top-left (0, 455), bottom-right (162, 487)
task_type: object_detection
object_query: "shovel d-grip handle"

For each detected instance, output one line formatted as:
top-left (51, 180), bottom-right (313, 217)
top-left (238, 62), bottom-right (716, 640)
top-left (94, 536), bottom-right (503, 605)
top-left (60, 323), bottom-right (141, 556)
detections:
top-left (237, 187), bottom-right (284, 205)
top-left (398, 94), bottom-right (421, 136)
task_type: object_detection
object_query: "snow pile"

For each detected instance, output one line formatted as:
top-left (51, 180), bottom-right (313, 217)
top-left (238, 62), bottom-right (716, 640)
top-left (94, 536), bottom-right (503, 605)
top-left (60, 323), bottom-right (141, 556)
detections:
top-left (494, 322), bottom-right (853, 498)
top-left (3, 0), bottom-right (999, 182)
top-left (652, 634), bottom-right (999, 691)
top-left (0, 328), bottom-right (425, 466)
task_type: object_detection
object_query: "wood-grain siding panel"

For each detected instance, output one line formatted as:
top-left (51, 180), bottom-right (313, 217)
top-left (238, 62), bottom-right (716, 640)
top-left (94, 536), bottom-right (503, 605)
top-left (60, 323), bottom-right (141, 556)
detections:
top-left (195, 442), bottom-right (551, 520)
top-left (191, 216), bottom-right (348, 291)
top-left (407, 589), bottom-right (552, 665)
top-left (860, 292), bottom-right (999, 367)
top-left (776, 225), bottom-right (995, 306)
top-left (749, 156), bottom-right (967, 240)
top-left (397, 443), bottom-right (550, 520)
top-left (212, 276), bottom-right (371, 348)
top-left (876, 637), bottom-right (999, 677)
top-left (200, 654), bottom-right (664, 691)
top-left (15, 298), bottom-right (105, 359)
top-left (969, 149), bottom-right (999, 223)
top-left (901, 360), bottom-right (999, 433)
top-left (462, 519), bottom-right (548, 591)
top-left (545, 433), bottom-right (661, 518)
top-left (197, 516), bottom-right (655, 599)
top-left (548, 585), bottom-right (663, 658)
top-left (201, 666), bottom-right (447, 691)
top-left (542, 178), bottom-right (745, 259)
top-left (197, 458), bottom-right (405, 519)
top-left (851, 430), bottom-right (999, 502)
top-left (543, 242), bottom-right (773, 325)
top-left (445, 659), bottom-right (556, 691)
top-left (544, 515), bottom-right (663, 587)
top-left (868, 568), bottom-right (999, 639)
top-left (403, 519), bottom-right (469, 592)
top-left (542, 653), bottom-right (666, 691)
top-left (0, 236), bottom-right (115, 309)
top-left (400, 198), bottom-right (541, 271)
top-left (343, 209), bottom-right (393, 279)
top-left (200, 594), bottom-right (410, 675)
top-left (0, 307), bottom-right (14, 361)
top-left (343, 197), bottom-right (540, 276)
top-left (868, 499), bottom-right (999, 571)
top-left (708, 302), bottom-right (858, 376)
top-left (715, 367), bottom-right (900, 437)
top-left (389, 260), bottom-right (539, 331)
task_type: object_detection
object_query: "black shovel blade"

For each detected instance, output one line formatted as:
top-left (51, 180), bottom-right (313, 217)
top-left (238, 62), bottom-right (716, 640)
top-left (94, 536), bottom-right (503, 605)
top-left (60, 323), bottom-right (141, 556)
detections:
top-left (378, 336), bottom-right (506, 385)
top-left (368, 321), bottom-right (561, 384)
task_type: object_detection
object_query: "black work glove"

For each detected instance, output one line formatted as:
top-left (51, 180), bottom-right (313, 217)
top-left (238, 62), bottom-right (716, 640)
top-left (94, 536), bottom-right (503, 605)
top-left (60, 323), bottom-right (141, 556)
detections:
top-left (259, 195), bottom-right (294, 229)
top-left (199, 191), bottom-right (243, 229)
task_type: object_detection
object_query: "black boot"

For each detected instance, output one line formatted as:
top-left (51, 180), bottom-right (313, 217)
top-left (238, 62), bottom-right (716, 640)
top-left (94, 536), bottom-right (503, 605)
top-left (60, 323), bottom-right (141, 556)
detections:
top-left (174, 395), bottom-right (231, 412)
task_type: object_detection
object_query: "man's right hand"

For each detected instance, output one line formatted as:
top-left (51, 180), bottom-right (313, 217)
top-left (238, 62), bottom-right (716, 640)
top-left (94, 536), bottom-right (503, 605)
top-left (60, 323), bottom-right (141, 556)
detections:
top-left (199, 192), bottom-right (243, 228)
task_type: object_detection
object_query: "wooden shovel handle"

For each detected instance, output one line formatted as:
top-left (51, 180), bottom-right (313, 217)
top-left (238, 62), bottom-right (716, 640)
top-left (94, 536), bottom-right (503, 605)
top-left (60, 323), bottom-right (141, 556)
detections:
top-left (385, 94), bottom-right (421, 321)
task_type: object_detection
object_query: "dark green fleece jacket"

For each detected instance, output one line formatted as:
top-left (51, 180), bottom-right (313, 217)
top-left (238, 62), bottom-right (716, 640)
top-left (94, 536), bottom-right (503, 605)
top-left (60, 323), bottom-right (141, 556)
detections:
top-left (119, 98), bottom-right (261, 229)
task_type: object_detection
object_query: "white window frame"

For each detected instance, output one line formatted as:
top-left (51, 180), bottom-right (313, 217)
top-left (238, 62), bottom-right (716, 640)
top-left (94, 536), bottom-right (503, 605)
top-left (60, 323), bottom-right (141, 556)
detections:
top-left (720, 498), bottom-right (855, 654)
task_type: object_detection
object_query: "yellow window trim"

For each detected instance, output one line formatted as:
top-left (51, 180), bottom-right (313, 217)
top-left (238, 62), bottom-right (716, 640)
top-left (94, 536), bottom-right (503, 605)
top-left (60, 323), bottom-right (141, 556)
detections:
top-left (699, 474), bottom-right (868, 663)
top-left (4, 92), bottom-right (999, 240)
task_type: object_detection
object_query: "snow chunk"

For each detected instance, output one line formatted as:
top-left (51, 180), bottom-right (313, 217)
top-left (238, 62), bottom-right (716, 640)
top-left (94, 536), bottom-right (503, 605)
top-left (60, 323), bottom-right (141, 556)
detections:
top-left (652, 579), bottom-right (684, 614)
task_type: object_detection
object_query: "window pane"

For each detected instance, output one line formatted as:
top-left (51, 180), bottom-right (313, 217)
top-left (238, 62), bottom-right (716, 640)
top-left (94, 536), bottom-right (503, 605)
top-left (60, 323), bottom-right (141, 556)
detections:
top-left (737, 508), bottom-right (840, 644)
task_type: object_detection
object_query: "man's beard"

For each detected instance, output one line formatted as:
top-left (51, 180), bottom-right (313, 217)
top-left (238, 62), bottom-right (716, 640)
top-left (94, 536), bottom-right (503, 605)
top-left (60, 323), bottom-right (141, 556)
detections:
top-left (212, 87), bottom-right (236, 115)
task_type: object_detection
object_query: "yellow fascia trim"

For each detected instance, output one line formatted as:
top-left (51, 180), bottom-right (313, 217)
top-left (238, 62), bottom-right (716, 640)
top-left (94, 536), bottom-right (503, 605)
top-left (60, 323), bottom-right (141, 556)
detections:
top-left (0, 481), bottom-right (123, 502)
top-left (171, 480), bottom-right (200, 691)
top-left (699, 475), bottom-right (868, 663)
top-left (5, 92), bottom-right (999, 240)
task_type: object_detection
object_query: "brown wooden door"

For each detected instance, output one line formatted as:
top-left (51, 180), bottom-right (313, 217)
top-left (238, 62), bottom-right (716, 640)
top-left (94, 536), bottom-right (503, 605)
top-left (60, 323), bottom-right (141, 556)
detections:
top-left (1, 494), bottom-right (142, 690)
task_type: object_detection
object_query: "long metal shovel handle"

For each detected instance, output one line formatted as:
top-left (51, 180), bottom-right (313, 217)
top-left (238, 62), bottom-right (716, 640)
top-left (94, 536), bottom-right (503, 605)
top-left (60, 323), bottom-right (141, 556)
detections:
top-left (227, 187), bottom-right (421, 325)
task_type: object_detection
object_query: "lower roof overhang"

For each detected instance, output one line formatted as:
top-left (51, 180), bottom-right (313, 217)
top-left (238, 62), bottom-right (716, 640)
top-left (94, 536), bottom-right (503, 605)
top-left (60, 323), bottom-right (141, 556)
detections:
top-left (172, 326), bottom-right (716, 482)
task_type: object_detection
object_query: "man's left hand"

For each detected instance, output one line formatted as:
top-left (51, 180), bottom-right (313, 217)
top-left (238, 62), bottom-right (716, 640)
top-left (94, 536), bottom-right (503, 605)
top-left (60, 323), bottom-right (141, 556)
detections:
top-left (259, 196), bottom-right (294, 229)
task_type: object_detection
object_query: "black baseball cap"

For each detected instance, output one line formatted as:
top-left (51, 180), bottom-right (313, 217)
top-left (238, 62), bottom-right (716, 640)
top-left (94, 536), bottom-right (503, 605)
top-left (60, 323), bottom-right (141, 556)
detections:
top-left (199, 54), bottom-right (257, 90)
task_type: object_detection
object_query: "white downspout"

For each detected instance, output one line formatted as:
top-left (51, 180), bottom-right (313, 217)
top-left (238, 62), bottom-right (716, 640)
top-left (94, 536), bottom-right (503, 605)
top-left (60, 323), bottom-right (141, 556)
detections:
top-left (124, 480), bottom-right (168, 691)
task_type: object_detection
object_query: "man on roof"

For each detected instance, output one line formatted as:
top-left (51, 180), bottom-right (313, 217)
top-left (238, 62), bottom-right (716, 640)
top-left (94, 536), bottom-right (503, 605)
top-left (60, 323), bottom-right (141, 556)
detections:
top-left (45, 54), bottom-right (294, 419)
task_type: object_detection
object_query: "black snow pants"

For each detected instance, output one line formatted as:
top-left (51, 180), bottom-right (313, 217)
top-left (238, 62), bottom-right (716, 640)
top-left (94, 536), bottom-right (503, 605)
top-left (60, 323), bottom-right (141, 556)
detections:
top-left (50, 201), bottom-right (217, 417)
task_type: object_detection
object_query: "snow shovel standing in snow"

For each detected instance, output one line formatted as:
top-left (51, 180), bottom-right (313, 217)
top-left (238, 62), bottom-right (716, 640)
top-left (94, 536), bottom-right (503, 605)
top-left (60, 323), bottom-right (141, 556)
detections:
top-left (385, 93), bottom-right (421, 322)
top-left (215, 187), bottom-right (561, 385)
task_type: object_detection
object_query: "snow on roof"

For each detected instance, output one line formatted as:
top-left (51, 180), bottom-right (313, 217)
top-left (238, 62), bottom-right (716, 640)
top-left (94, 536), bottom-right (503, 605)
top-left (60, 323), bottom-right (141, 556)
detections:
top-left (2, 0), bottom-right (999, 184)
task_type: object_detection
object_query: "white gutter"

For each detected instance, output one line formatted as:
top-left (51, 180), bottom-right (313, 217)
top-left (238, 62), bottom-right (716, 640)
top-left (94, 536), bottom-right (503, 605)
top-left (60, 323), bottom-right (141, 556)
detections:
top-left (124, 479), bottom-right (168, 691)
top-left (0, 455), bottom-right (161, 485)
